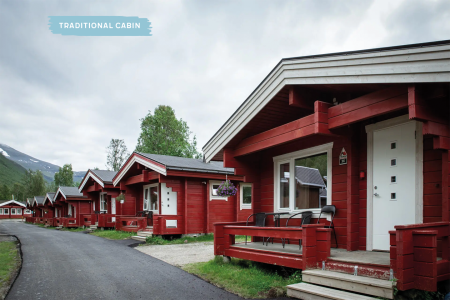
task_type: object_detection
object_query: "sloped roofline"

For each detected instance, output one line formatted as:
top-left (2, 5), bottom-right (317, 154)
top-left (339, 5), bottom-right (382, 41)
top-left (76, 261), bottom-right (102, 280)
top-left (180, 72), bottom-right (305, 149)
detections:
top-left (202, 39), bottom-right (450, 162)
top-left (112, 153), bottom-right (167, 187)
top-left (54, 187), bottom-right (67, 201)
top-left (79, 169), bottom-right (104, 192)
top-left (42, 193), bottom-right (55, 205)
top-left (0, 200), bottom-right (26, 208)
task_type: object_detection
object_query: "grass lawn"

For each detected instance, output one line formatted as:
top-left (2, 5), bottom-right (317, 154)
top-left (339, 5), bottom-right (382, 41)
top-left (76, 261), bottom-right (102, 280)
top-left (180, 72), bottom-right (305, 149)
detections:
top-left (183, 256), bottom-right (301, 298)
top-left (145, 234), bottom-right (246, 245)
top-left (37, 224), bottom-right (56, 230)
top-left (0, 241), bottom-right (20, 299)
top-left (89, 230), bottom-right (134, 240)
top-left (60, 227), bottom-right (86, 232)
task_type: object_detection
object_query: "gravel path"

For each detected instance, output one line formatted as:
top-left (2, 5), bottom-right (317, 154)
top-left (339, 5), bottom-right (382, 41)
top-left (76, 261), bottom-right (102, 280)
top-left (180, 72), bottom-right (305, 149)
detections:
top-left (136, 242), bottom-right (215, 266)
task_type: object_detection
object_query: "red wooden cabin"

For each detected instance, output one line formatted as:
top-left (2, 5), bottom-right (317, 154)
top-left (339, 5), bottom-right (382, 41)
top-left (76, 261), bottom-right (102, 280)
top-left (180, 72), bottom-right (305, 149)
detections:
top-left (204, 40), bottom-right (450, 293)
top-left (53, 186), bottom-right (91, 228)
top-left (28, 196), bottom-right (46, 224)
top-left (0, 200), bottom-right (30, 219)
top-left (79, 169), bottom-right (122, 229)
top-left (112, 152), bottom-right (243, 235)
top-left (41, 192), bottom-right (56, 226)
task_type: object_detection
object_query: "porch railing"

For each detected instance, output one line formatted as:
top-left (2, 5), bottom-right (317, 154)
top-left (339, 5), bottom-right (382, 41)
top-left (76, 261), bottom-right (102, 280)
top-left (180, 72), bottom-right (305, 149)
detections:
top-left (25, 217), bottom-right (35, 223)
top-left (153, 215), bottom-right (183, 235)
top-left (97, 214), bottom-right (116, 228)
top-left (390, 221), bottom-right (450, 292)
top-left (62, 217), bottom-right (78, 227)
top-left (82, 215), bottom-right (92, 227)
top-left (43, 218), bottom-right (54, 226)
top-left (115, 216), bottom-right (147, 232)
top-left (214, 222), bottom-right (331, 270)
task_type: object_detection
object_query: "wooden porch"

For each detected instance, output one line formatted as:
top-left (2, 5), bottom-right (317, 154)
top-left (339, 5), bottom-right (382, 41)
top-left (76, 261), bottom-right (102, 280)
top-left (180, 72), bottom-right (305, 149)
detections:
top-left (215, 221), bottom-right (450, 292)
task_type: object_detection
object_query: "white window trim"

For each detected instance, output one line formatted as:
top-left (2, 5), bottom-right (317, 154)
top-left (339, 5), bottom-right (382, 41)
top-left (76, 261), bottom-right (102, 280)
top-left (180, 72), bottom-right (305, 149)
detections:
top-left (273, 142), bottom-right (333, 218)
top-left (210, 180), bottom-right (229, 201)
top-left (100, 192), bottom-right (108, 212)
top-left (240, 183), bottom-right (252, 210)
top-left (4, 208), bottom-right (9, 215)
top-left (0, 208), bottom-right (3, 215)
top-left (17, 208), bottom-right (22, 215)
top-left (143, 183), bottom-right (159, 213)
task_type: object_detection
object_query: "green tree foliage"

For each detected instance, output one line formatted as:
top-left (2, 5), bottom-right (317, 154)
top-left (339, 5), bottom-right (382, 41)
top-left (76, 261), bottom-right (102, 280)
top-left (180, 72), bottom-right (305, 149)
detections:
top-left (15, 170), bottom-right (47, 200)
top-left (0, 184), bottom-right (11, 200)
top-left (135, 105), bottom-right (202, 159)
top-left (54, 164), bottom-right (74, 187)
top-left (106, 139), bottom-right (130, 171)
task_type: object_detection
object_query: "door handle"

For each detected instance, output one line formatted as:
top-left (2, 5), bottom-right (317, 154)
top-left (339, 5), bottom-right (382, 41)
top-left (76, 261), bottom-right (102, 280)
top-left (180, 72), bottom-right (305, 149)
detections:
top-left (374, 193), bottom-right (379, 197)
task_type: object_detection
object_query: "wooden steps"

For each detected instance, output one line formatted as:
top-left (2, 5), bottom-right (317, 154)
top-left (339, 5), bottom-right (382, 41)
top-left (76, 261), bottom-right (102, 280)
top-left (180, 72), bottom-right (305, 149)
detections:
top-left (287, 269), bottom-right (394, 300)
top-left (131, 229), bottom-right (153, 241)
top-left (287, 282), bottom-right (377, 300)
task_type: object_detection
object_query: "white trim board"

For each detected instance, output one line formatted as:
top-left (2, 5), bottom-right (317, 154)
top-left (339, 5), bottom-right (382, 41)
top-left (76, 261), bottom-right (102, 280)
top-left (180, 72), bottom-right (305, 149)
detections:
top-left (113, 154), bottom-right (167, 187)
top-left (365, 115), bottom-right (423, 251)
top-left (79, 170), bottom-right (104, 192)
top-left (0, 200), bottom-right (26, 208)
top-left (203, 43), bottom-right (450, 162)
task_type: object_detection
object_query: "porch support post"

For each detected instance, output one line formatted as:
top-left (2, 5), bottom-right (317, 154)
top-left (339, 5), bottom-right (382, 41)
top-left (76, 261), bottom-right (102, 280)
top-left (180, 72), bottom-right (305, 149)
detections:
top-left (442, 151), bottom-right (449, 222)
top-left (184, 178), bottom-right (188, 234)
top-left (347, 130), bottom-right (360, 251)
top-left (302, 225), bottom-right (318, 269)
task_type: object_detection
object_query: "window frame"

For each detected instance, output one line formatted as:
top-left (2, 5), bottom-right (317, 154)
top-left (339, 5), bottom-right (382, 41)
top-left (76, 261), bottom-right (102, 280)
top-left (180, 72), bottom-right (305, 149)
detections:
top-left (273, 142), bottom-right (333, 218)
top-left (210, 180), bottom-right (229, 201)
top-left (240, 183), bottom-right (252, 210)
top-left (4, 208), bottom-right (9, 215)
top-left (17, 208), bottom-right (22, 215)
top-left (0, 208), bottom-right (3, 215)
top-left (11, 208), bottom-right (16, 215)
top-left (99, 192), bottom-right (108, 212)
top-left (143, 183), bottom-right (159, 213)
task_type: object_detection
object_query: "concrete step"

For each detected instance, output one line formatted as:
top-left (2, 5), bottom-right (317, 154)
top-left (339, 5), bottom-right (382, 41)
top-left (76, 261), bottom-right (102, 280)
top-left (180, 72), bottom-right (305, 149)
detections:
top-left (302, 270), bottom-right (394, 299)
top-left (287, 282), bottom-right (377, 300)
top-left (137, 231), bottom-right (153, 237)
top-left (131, 236), bottom-right (147, 242)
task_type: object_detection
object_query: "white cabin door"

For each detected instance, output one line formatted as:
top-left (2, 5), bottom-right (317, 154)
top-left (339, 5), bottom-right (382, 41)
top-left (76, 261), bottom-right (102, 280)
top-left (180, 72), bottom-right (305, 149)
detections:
top-left (372, 121), bottom-right (418, 250)
top-left (160, 183), bottom-right (177, 215)
top-left (111, 198), bottom-right (116, 222)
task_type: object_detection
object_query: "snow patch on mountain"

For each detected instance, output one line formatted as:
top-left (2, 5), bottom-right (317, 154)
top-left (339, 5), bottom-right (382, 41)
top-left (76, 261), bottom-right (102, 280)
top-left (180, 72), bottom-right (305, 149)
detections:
top-left (0, 147), bottom-right (10, 157)
top-left (30, 159), bottom-right (39, 163)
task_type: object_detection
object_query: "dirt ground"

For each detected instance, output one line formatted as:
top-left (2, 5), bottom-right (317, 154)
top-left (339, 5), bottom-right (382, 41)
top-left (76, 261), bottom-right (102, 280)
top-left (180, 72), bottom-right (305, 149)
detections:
top-left (136, 242), bottom-right (215, 266)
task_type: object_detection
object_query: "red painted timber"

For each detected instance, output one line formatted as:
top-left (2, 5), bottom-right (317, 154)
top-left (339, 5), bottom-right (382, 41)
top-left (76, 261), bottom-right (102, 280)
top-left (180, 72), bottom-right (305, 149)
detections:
top-left (166, 170), bottom-right (244, 181)
top-left (423, 121), bottom-right (450, 137)
top-left (225, 248), bottom-right (303, 269)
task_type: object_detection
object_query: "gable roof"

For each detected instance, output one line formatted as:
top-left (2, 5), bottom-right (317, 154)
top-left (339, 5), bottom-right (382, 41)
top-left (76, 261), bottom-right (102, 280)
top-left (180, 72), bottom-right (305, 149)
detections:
top-left (26, 198), bottom-right (34, 207)
top-left (79, 169), bottom-right (118, 192)
top-left (0, 200), bottom-right (26, 208)
top-left (34, 196), bottom-right (45, 205)
top-left (43, 192), bottom-right (56, 205)
top-left (294, 166), bottom-right (326, 188)
top-left (113, 152), bottom-right (234, 186)
top-left (202, 39), bottom-right (450, 162)
top-left (55, 186), bottom-right (87, 200)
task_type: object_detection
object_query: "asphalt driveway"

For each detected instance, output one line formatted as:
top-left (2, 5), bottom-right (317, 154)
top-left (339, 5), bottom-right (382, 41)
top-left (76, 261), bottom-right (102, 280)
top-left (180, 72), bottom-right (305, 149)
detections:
top-left (0, 221), bottom-right (242, 300)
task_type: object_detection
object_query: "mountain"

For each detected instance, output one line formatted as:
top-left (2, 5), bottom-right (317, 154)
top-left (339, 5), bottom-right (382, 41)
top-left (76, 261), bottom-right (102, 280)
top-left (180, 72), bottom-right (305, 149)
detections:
top-left (0, 144), bottom-right (86, 183)
top-left (0, 152), bottom-right (27, 186)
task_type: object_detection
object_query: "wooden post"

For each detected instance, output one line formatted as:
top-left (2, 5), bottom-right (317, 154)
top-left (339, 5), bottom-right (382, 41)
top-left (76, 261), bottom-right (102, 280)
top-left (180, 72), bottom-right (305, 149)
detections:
top-left (412, 230), bottom-right (438, 291)
top-left (184, 178), bottom-right (188, 234)
top-left (302, 224), bottom-right (318, 269)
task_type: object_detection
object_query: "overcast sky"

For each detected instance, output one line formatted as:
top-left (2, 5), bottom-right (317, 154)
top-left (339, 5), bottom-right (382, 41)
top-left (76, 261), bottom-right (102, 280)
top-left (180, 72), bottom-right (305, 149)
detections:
top-left (0, 0), bottom-right (449, 171)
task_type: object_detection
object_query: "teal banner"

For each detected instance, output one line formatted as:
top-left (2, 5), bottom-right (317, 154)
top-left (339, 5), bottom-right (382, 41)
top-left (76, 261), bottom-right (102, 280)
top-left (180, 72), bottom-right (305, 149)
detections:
top-left (48, 16), bottom-right (152, 36)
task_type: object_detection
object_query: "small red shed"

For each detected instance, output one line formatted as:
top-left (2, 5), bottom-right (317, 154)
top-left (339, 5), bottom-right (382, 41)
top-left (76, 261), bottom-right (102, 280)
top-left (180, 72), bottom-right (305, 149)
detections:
top-left (53, 186), bottom-right (91, 228)
top-left (78, 169), bottom-right (122, 229)
top-left (203, 40), bottom-right (450, 292)
top-left (112, 152), bottom-right (244, 235)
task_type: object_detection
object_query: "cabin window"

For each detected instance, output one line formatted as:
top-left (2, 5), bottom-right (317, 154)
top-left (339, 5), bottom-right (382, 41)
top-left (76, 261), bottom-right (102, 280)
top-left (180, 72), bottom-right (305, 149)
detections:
top-left (274, 143), bottom-right (332, 213)
top-left (11, 208), bottom-right (16, 215)
top-left (25, 209), bottom-right (31, 214)
top-left (68, 205), bottom-right (72, 216)
top-left (0, 208), bottom-right (3, 215)
top-left (17, 208), bottom-right (22, 215)
top-left (143, 184), bottom-right (159, 212)
top-left (210, 181), bottom-right (228, 200)
top-left (100, 193), bottom-right (108, 212)
top-left (240, 183), bottom-right (252, 209)
top-left (4, 208), bottom-right (9, 215)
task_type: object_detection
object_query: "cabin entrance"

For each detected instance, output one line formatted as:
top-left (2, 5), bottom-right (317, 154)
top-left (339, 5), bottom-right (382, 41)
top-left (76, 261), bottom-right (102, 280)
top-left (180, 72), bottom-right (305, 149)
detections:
top-left (367, 116), bottom-right (423, 251)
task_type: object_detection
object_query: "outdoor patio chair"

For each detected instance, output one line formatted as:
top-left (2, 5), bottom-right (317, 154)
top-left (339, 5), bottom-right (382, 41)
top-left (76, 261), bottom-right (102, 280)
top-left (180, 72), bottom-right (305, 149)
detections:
top-left (245, 213), bottom-right (267, 245)
top-left (282, 210), bottom-right (313, 249)
top-left (317, 205), bottom-right (337, 247)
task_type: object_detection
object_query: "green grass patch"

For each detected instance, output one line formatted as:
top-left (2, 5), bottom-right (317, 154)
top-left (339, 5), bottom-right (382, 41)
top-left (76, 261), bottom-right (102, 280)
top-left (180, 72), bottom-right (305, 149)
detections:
top-left (0, 241), bottom-right (20, 298)
top-left (145, 234), bottom-right (245, 245)
top-left (90, 230), bottom-right (134, 240)
top-left (183, 256), bottom-right (301, 298)
top-left (60, 227), bottom-right (86, 232)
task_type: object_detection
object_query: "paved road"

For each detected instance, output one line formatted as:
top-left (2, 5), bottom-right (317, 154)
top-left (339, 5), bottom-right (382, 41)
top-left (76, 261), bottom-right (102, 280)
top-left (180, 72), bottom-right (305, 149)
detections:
top-left (0, 221), bottom-right (242, 300)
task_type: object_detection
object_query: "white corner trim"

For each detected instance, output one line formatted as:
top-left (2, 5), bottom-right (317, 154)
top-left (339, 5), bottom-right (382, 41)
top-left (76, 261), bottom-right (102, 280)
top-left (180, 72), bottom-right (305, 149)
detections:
top-left (113, 154), bottom-right (167, 186)
top-left (273, 142), bottom-right (333, 214)
top-left (203, 44), bottom-right (450, 162)
top-left (79, 170), bottom-right (104, 192)
top-left (365, 115), bottom-right (423, 251)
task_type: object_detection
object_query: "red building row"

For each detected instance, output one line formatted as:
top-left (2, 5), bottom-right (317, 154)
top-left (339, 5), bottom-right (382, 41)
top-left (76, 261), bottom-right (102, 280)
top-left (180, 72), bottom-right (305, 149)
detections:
top-left (0, 200), bottom-right (32, 219)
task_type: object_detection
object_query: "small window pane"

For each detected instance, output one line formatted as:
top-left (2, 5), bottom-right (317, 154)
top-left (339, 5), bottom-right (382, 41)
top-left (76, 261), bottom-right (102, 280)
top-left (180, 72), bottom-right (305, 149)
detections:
top-left (391, 159), bottom-right (397, 166)
top-left (17, 208), bottom-right (22, 214)
top-left (391, 142), bottom-right (396, 149)
top-left (212, 184), bottom-right (220, 196)
top-left (150, 186), bottom-right (158, 211)
top-left (294, 153), bottom-right (327, 210)
top-left (279, 163), bottom-right (290, 208)
top-left (243, 186), bottom-right (252, 204)
top-left (391, 176), bottom-right (396, 183)
top-left (4, 208), bottom-right (9, 214)
top-left (0, 208), bottom-right (3, 215)
top-left (391, 193), bottom-right (396, 200)
top-left (11, 208), bottom-right (16, 215)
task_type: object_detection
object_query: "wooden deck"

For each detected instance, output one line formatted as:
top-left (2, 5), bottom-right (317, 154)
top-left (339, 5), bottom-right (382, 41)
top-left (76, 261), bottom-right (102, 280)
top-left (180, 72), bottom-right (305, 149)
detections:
top-left (233, 242), bottom-right (303, 255)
